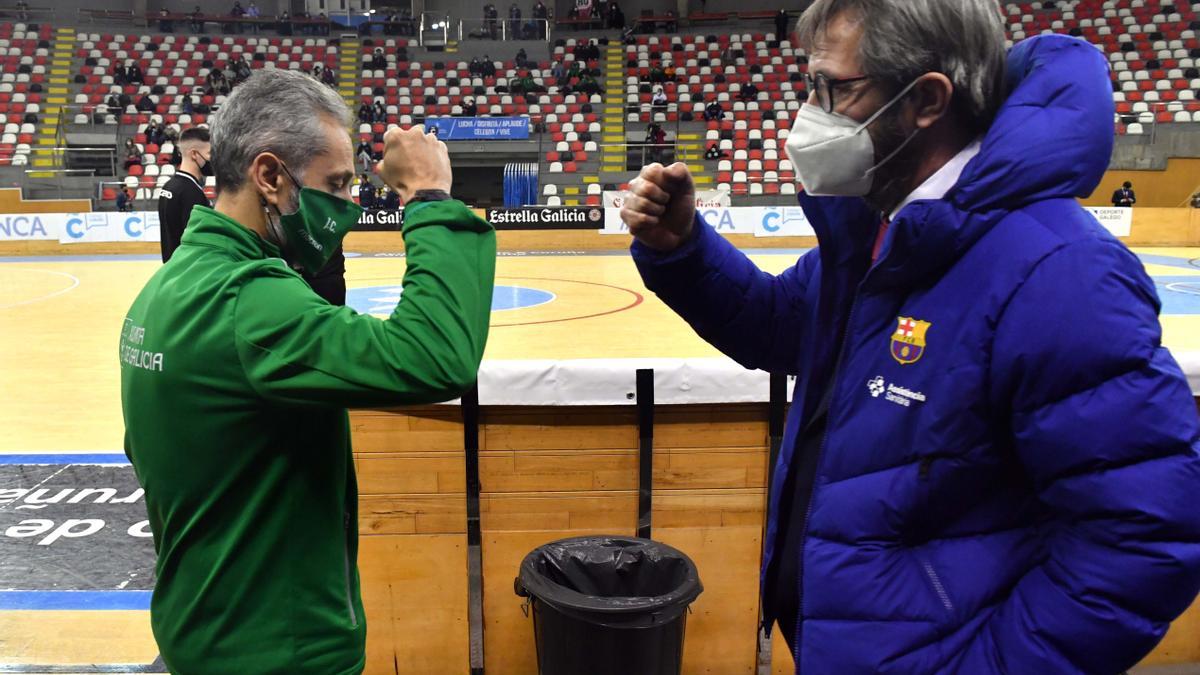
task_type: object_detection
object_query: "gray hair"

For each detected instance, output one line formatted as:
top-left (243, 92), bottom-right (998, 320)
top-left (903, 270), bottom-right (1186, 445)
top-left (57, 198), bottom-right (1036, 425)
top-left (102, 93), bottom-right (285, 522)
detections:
top-left (796, 0), bottom-right (1007, 130)
top-left (209, 68), bottom-right (350, 192)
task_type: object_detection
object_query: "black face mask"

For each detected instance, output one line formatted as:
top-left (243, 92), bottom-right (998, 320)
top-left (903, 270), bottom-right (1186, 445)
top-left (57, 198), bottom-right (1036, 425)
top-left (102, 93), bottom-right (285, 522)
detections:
top-left (198, 154), bottom-right (214, 177)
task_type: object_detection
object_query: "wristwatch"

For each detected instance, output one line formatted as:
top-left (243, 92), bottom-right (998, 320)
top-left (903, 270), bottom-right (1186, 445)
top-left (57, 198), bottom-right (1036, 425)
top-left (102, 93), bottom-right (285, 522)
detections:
top-left (408, 189), bottom-right (452, 204)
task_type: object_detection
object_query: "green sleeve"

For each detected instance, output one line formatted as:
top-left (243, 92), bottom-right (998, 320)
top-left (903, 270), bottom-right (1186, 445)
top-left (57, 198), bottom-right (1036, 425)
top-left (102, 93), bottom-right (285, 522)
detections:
top-left (233, 199), bottom-right (496, 407)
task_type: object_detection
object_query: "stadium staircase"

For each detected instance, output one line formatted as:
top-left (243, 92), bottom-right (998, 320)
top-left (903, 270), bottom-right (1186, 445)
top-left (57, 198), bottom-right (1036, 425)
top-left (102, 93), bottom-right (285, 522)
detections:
top-left (28, 26), bottom-right (75, 177)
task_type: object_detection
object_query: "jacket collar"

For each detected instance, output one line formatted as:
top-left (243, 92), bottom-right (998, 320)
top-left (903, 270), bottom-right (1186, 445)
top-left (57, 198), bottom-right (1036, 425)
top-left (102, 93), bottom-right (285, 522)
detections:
top-left (179, 205), bottom-right (281, 261)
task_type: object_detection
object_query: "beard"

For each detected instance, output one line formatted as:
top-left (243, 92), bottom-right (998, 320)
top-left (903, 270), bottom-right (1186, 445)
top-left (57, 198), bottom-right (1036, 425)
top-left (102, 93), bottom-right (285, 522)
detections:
top-left (863, 107), bottom-right (923, 216)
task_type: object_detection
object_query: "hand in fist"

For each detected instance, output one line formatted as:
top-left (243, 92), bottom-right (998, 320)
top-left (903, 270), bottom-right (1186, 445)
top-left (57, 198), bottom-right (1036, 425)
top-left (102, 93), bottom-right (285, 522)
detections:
top-left (620, 162), bottom-right (696, 252)
top-left (376, 126), bottom-right (453, 203)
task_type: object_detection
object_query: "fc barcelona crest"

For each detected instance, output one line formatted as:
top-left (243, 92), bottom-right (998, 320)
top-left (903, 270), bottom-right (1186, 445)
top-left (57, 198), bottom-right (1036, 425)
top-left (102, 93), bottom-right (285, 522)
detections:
top-left (890, 317), bottom-right (931, 365)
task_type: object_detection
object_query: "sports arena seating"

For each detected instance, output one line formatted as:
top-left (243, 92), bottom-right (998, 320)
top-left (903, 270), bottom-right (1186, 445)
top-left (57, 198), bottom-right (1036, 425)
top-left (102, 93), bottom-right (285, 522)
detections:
top-left (356, 37), bottom-right (607, 205)
top-left (0, 22), bottom-right (53, 168)
top-left (77, 33), bottom-right (339, 202)
top-left (619, 0), bottom-right (1200, 197)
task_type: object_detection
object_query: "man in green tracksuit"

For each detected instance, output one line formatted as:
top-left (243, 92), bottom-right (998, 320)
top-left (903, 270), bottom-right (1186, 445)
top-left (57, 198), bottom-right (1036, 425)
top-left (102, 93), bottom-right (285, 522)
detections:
top-left (119, 69), bottom-right (495, 674)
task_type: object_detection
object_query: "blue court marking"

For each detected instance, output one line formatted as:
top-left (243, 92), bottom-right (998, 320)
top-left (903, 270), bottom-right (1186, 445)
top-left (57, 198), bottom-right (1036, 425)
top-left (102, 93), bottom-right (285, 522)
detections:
top-left (0, 590), bottom-right (151, 610)
top-left (1155, 275), bottom-right (1200, 315)
top-left (0, 453), bottom-right (129, 465)
top-left (347, 283), bottom-right (555, 316)
top-left (1135, 253), bottom-right (1200, 270)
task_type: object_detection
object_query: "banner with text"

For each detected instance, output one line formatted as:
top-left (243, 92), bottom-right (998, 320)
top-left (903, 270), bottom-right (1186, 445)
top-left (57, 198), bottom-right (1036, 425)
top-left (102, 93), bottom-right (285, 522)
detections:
top-left (602, 189), bottom-right (731, 210)
top-left (0, 211), bottom-right (162, 244)
top-left (602, 204), bottom-right (815, 238)
top-left (1083, 206), bottom-right (1133, 237)
top-left (424, 116), bottom-right (530, 140)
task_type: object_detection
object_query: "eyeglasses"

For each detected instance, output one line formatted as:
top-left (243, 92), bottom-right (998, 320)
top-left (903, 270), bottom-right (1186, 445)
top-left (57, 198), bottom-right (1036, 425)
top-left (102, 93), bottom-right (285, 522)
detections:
top-left (802, 71), bottom-right (871, 113)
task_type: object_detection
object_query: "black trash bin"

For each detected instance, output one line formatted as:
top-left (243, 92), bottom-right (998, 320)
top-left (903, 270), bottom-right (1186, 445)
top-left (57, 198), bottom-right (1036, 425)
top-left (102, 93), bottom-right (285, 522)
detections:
top-left (514, 536), bottom-right (703, 675)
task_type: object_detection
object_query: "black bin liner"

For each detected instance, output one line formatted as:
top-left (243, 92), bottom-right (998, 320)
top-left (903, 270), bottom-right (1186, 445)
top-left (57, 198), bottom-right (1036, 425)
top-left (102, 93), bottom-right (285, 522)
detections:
top-left (514, 536), bottom-right (703, 675)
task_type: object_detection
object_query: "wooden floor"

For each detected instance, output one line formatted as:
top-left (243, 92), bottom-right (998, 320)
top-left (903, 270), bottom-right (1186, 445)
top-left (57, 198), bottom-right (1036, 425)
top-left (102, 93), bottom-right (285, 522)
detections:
top-left (3, 246), bottom-right (1200, 673)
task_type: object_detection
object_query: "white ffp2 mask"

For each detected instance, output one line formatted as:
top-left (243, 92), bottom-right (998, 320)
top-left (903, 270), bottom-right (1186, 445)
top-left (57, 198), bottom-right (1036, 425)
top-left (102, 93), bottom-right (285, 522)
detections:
top-left (783, 78), bottom-right (921, 197)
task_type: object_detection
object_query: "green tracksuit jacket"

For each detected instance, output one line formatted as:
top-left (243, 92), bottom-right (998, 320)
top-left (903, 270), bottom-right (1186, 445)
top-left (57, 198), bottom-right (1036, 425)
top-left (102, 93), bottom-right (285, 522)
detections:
top-left (120, 202), bottom-right (496, 674)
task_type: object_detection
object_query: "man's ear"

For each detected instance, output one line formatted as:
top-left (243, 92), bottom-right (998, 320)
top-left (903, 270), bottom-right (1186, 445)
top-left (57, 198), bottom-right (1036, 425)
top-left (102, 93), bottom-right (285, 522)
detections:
top-left (248, 152), bottom-right (284, 207)
top-left (909, 72), bottom-right (954, 131)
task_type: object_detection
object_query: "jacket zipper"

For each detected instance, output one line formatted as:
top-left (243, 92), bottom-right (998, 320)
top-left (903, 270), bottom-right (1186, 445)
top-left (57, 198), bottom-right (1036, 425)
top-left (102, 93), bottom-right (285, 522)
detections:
top-left (343, 511), bottom-right (358, 628)
top-left (794, 287), bottom-right (864, 671)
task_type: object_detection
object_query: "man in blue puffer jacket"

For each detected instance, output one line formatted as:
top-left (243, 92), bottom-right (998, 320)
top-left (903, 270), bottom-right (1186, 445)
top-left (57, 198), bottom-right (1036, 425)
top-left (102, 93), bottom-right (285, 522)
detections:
top-left (621, 0), bottom-right (1200, 672)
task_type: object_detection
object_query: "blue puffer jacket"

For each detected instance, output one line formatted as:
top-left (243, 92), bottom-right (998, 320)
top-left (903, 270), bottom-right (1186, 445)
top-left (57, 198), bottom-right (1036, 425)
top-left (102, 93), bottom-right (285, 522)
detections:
top-left (633, 35), bottom-right (1200, 673)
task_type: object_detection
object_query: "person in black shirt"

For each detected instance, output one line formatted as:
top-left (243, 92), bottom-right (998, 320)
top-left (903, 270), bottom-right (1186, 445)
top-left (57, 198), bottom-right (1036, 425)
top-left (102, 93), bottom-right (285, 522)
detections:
top-left (358, 174), bottom-right (377, 210)
top-left (157, 127), bottom-right (212, 262)
top-left (382, 186), bottom-right (400, 210)
top-left (1111, 180), bottom-right (1136, 207)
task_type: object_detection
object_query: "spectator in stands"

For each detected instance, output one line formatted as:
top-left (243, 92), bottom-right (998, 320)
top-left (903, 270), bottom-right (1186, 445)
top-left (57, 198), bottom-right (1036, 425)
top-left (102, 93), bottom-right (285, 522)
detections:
top-left (704, 98), bottom-right (724, 121)
top-left (381, 184), bottom-right (401, 210)
top-left (127, 61), bottom-right (145, 86)
top-left (532, 0), bottom-right (548, 38)
top-left (136, 93), bottom-right (156, 113)
top-left (509, 2), bottom-right (522, 39)
top-left (358, 174), bottom-right (377, 210)
top-left (576, 71), bottom-right (601, 96)
top-left (105, 92), bottom-right (121, 111)
top-left (146, 120), bottom-right (167, 146)
top-left (278, 10), bottom-right (292, 36)
top-left (704, 141), bottom-right (725, 160)
top-left (774, 9), bottom-right (790, 41)
top-left (230, 55), bottom-right (252, 83)
top-left (510, 71), bottom-right (541, 95)
top-left (358, 101), bottom-right (373, 123)
top-left (737, 80), bottom-right (758, 101)
top-left (317, 12), bottom-right (330, 36)
top-left (551, 60), bottom-right (567, 87)
top-left (182, 96), bottom-right (195, 115)
top-left (158, 126), bottom-right (213, 262)
top-left (608, 1), bottom-right (625, 29)
top-left (357, 139), bottom-right (374, 173)
top-left (649, 64), bottom-right (667, 84)
top-left (114, 63), bottom-right (129, 86)
top-left (1112, 180), bottom-right (1136, 207)
top-left (484, 3), bottom-right (499, 39)
top-left (15, 0), bottom-right (28, 21)
top-left (651, 86), bottom-right (668, 114)
top-left (229, 1), bottom-right (245, 33)
top-left (160, 8), bottom-right (175, 33)
top-left (189, 5), bottom-right (205, 33)
top-left (205, 68), bottom-right (231, 96)
top-left (566, 59), bottom-right (584, 82)
top-left (462, 97), bottom-right (478, 116)
top-left (622, 1), bottom-right (1200, 672)
top-left (321, 65), bottom-right (336, 88)
top-left (371, 48), bottom-right (387, 71)
top-left (245, 1), bottom-right (261, 33)
top-left (516, 48), bottom-right (530, 69)
top-left (663, 63), bottom-right (677, 82)
top-left (123, 138), bottom-right (141, 170)
top-left (116, 186), bottom-right (133, 212)
top-left (483, 56), bottom-right (496, 77)
top-left (372, 99), bottom-right (386, 123)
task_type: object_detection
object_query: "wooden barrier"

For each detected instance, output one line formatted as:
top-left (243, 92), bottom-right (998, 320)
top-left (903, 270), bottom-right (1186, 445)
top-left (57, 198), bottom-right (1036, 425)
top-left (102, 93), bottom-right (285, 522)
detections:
top-left (351, 401), bottom-right (1200, 674)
